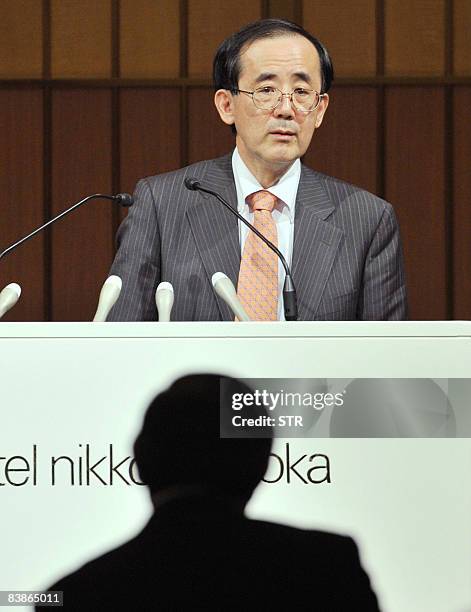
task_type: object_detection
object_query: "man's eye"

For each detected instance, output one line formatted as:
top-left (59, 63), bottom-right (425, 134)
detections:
top-left (258, 86), bottom-right (276, 94)
top-left (294, 88), bottom-right (310, 96)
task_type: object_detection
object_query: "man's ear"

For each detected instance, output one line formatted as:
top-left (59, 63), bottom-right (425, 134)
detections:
top-left (314, 94), bottom-right (329, 128)
top-left (214, 89), bottom-right (236, 126)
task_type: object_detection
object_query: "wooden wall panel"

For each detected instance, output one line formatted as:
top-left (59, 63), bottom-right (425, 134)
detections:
top-left (385, 87), bottom-right (446, 320)
top-left (453, 87), bottom-right (471, 318)
top-left (454, 0), bottom-right (471, 76)
top-left (0, 1), bottom-right (42, 78)
top-left (188, 88), bottom-right (235, 163)
top-left (0, 90), bottom-right (44, 321)
top-left (188, 0), bottom-right (261, 77)
top-left (120, 88), bottom-right (181, 194)
top-left (51, 90), bottom-right (113, 321)
top-left (303, 86), bottom-right (378, 195)
top-left (268, 0), bottom-right (297, 20)
top-left (385, 0), bottom-right (445, 76)
top-left (303, 0), bottom-right (376, 77)
top-left (120, 0), bottom-right (180, 78)
top-left (51, 0), bottom-right (112, 78)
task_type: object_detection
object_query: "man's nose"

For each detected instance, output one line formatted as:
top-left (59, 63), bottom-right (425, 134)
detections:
top-left (273, 93), bottom-right (295, 118)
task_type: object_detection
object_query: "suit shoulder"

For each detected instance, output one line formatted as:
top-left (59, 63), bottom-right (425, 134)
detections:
top-left (139, 154), bottom-right (232, 190)
top-left (303, 166), bottom-right (392, 215)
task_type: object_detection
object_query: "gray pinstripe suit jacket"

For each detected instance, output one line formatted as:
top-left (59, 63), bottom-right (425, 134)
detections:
top-left (108, 153), bottom-right (407, 321)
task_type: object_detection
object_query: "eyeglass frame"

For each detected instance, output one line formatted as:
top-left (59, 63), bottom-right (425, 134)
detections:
top-left (232, 86), bottom-right (327, 113)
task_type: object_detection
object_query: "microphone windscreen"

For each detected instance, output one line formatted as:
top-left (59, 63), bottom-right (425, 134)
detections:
top-left (155, 281), bottom-right (174, 322)
top-left (3, 283), bottom-right (21, 299)
top-left (184, 177), bottom-right (200, 191)
top-left (211, 271), bottom-right (231, 289)
top-left (211, 272), bottom-right (250, 321)
top-left (156, 281), bottom-right (174, 294)
top-left (114, 193), bottom-right (134, 207)
top-left (0, 282), bottom-right (22, 319)
top-left (93, 275), bottom-right (122, 322)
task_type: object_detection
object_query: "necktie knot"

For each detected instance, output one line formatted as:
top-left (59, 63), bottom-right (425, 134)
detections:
top-left (248, 190), bottom-right (277, 213)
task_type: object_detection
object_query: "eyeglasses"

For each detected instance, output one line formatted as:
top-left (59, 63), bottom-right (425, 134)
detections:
top-left (234, 86), bottom-right (326, 112)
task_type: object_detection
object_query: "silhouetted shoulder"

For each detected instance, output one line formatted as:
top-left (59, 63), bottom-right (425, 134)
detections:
top-left (38, 514), bottom-right (380, 611)
top-left (243, 518), bottom-right (380, 610)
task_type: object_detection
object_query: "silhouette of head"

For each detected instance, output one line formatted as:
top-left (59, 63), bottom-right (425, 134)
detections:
top-left (134, 374), bottom-right (272, 504)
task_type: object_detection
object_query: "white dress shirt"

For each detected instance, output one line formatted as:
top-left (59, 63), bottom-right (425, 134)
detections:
top-left (232, 147), bottom-right (301, 320)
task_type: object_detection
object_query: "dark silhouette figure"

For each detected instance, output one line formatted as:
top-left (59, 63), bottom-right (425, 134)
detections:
top-left (38, 374), bottom-right (380, 611)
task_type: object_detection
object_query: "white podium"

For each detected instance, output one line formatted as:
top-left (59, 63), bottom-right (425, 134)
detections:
top-left (0, 322), bottom-right (470, 612)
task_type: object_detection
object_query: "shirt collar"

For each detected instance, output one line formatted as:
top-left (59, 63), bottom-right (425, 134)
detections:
top-left (232, 148), bottom-right (301, 216)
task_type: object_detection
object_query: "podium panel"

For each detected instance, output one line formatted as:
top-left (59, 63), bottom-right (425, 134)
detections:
top-left (1, 322), bottom-right (470, 612)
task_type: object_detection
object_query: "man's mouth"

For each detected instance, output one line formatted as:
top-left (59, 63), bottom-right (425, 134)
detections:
top-left (269, 130), bottom-right (297, 140)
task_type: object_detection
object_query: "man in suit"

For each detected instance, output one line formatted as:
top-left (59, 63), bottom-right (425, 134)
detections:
top-left (39, 374), bottom-right (380, 610)
top-left (108, 19), bottom-right (407, 321)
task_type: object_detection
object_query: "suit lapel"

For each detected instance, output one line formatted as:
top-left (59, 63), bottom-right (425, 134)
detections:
top-left (292, 166), bottom-right (344, 319)
top-left (186, 155), bottom-right (241, 320)
top-left (186, 157), bottom-right (344, 321)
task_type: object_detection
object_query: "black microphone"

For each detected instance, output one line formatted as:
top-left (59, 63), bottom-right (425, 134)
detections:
top-left (184, 177), bottom-right (298, 321)
top-left (113, 193), bottom-right (134, 207)
top-left (0, 192), bottom-right (133, 261)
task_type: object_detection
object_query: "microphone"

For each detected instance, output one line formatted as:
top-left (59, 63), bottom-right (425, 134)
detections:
top-left (0, 283), bottom-right (21, 319)
top-left (0, 193), bottom-right (133, 262)
top-left (113, 193), bottom-right (134, 207)
top-left (155, 282), bottom-right (174, 322)
top-left (184, 177), bottom-right (297, 320)
top-left (211, 272), bottom-right (251, 322)
top-left (92, 275), bottom-right (122, 322)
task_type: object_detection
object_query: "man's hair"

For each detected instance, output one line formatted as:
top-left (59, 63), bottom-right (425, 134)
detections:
top-left (134, 374), bottom-right (272, 503)
top-left (213, 18), bottom-right (334, 94)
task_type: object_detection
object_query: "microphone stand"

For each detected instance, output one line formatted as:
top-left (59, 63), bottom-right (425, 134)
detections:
top-left (0, 193), bottom-right (133, 261)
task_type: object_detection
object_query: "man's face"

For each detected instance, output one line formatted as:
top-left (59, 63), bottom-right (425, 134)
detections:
top-left (215, 34), bottom-right (329, 177)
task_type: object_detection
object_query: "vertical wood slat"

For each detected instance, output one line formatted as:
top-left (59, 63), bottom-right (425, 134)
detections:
top-left (385, 0), bottom-right (445, 76)
top-left (120, 0), bottom-right (180, 78)
top-left (268, 0), bottom-right (298, 20)
top-left (51, 90), bottom-right (113, 321)
top-left (453, 87), bottom-right (471, 318)
top-left (303, 0), bottom-right (376, 77)
top-left (303, 86), bottom-right (378, 195)
top-left (188, 88), bottom-right (235, 164)
top-left (0, 0), bottom-right (43, 78)
top-left (188, 0), bottom-right (261, 77)
top-left (385, 87), bottom-right (446, 320)
top-left (120, 88), bottom-right (182, 196)
top-left (453, 0), bottom-right (471, 76)
top-left (0, 90), bottom-right (44, 321)
top-left (51, 0), bottom-right (112, 78)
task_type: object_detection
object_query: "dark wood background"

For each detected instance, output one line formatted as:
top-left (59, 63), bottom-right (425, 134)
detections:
top-left (0, 0), bottom-right (470, 321)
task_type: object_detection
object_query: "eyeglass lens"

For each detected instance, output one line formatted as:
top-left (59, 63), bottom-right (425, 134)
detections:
top-left (253, 88), bottom-right (320, 111)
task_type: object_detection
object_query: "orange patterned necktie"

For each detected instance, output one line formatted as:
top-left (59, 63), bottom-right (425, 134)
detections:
top-left (237, 190), bottom-right (278, 321)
